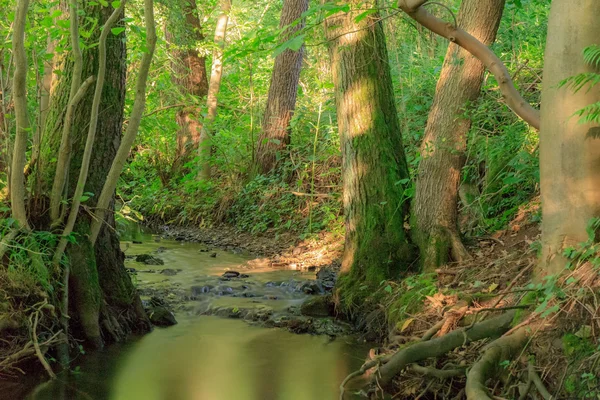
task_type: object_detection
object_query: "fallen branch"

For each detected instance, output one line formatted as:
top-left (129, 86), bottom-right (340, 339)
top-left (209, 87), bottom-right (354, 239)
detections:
top-left (376, 310), bottom-right (517, 387)
top-left (465, 328), bottom-right (527, 399)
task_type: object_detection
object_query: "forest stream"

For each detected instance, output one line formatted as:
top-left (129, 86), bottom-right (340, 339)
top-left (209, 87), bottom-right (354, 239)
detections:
top-left (4, 229), bottom-right (368, 400)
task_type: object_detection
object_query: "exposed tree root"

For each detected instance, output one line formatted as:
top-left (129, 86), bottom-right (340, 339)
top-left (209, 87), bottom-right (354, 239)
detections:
top-left (377, 310), bottom-right (516, 387)
top-left (465, 328), bottom-right (527, 399)
top-left (527, 360), bottom-right (553, 400)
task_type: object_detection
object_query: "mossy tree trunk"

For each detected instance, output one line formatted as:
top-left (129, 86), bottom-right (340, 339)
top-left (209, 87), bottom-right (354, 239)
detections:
top-left (324, 0), bottom-right (413, 286)
top-left (38, 4), bottom-right (150, 348)
top-left (253, 0), bottom-right (308, 175)
top-left (538, 0), bottom-right (600, 277)
top-left (411, 0), bottom-right (505, 272)
top-left (167, 0), bottom-right (209, 170)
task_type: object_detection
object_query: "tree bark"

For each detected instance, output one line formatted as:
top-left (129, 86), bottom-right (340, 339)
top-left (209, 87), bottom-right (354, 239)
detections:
top-left (197, 0), bottom-right (230, 180)
top-left (412, 0), bottom-right (505, 272)
top-left (538, 0), bottom-right (600, 277)
top-left (253, 0), bottom-right (308, 175)
top-left (10, 0), bottom-right (31, 230)
top-left (324, 0), bottom-right (413, 285)
top-left (166, 0), bottom-right (209, 169)
top-left (39, 3), bottom-right (150, 348)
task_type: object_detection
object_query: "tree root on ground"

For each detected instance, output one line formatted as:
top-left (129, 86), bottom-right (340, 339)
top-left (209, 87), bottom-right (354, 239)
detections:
top-left (339, 311), bottom-right (517, 398)
top-left (377, 310), bottom-right (516, 387)
top-left (465, 327), bottom-right (527, 399)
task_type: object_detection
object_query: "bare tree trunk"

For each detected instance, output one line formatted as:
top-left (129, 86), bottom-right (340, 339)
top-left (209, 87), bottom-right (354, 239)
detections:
top-left (538, 0), bottom-right (600, 277)
top-left (10, 0), bottom-right (31, 231)
top-left (253, 0), bottom-right (308, 175)
top-left (197, 0), bottom-right (231, 180)
top-left (167, 0), bottom-right (209, 171)
top-left (412, 0), bottom-right (505, 272)
top-left (325, 0), bottom-right (413, 286)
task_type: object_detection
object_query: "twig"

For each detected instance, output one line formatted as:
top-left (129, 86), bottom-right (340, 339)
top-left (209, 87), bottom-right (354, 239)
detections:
top-left (528, 361), bottom-right (553, 400)
top-left (31, 309), bottom-right (56, 379)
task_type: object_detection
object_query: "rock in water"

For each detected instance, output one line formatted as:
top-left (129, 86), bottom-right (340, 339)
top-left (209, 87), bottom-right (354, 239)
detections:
top-left (148, 307), bottom-right (177, 326)
top-left (159, 269), bottom-right (180, 276)
top-left (135, 254), bottom-right (164, 265)
top-left (222, 271), bottom-right (240, 278)
top-left (300, 296), bottom-right (334, 317)
top-left (316, 267), bottom-right (337, 291)
top-left (146, 296), bottom-right (177, 326)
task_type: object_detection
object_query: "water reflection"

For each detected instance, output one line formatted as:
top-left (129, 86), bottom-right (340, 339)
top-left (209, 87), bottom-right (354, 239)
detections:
top-left (24, 317), bottom-right (366, 400)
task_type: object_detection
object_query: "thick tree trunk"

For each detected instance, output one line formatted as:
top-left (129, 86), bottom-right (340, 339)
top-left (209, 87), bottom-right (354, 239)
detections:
top-left (39, 4), bottom-right (150, 347)
top-left (253, 0), bottom-right (308, 175)
top-left (167, 0), bottom-right (209, 168)
top-left (197, 0), bottom-right (230, 180)
top-left (412, 0), bottom-right (505, 272)
top-left (325, 1), bottom-right (413, 285)
top-left (538, 0), bottom-right (600, 277)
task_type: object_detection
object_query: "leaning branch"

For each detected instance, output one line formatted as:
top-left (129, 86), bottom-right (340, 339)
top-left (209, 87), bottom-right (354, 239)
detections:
top-left (89, 0), bottom-right (157, 245)
top-left (10, 0), bottom-right (31, 230)
top-left (397, 0), bottom-right (540, 130)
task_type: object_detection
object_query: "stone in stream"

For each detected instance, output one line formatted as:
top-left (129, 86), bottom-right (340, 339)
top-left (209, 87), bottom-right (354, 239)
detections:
top-left (132, 240), bottom-right (143, 244)
top-left (221, 271), bottom-right (243, 279)
top-left (210, 252), bottom-right (217, 258)
top-left (191, 285), bottom-right (214, 297)
top-left (316, 267), bottom-right (337, 290)
top-left (300, 296), bottom-right (334, 317)
top-left (160, 269), bottom-right (181, 276)
top-left (145, 296), bottom-right (177, 326)
top-left (135, 254), bottom-right (164, 265)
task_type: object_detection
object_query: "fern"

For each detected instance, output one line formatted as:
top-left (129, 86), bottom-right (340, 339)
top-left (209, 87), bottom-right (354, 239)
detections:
top-left (574, 102), bottom-right (600, 125)
top-left (583, 45), bottom-right (600, 68)
top-left (559, 45), bottom-right (600, 124)
top-left (559, 72), bottom-right (600, 93)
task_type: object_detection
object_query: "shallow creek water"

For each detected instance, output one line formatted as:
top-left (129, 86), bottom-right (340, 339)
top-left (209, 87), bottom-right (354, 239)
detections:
top-left (8, 233), bottom-right (369, 400)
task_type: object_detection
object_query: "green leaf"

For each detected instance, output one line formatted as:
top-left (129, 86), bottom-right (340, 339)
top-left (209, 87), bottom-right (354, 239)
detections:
top-left (111, 27), bottom-right (125, 36)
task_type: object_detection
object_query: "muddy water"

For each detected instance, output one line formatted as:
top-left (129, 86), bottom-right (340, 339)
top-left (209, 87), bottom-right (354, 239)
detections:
top-left (19, 233), bottom-right (368, 400)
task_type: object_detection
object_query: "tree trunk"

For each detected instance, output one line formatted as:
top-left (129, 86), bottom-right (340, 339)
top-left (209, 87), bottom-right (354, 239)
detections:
top-left (167, 0), bottom-right (209, 169)
top-left (324, 1), bottom-right (413, 286)
top-left (411, 0), bottom-right (505, 272)
top-left (39, 4), bottom-right (150, 348)
top-left (538, 0), bottom-right (600, 277)
top-left (197, 0), bottom-right (230, 180)
top-left (253, 0), bottom-right (308, 175)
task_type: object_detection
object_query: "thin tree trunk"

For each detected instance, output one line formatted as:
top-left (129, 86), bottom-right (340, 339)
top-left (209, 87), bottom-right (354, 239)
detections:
top-left (197, 0), bottom-right (230, 180)
top-left (538, 0), bottom-right (600, 277)
top-left (253, 0), bottom-right (308, 175)
top-left (412, 0), bottom-right (505, 272)
top-left (49, 0), bottom-right (85, 225)
top-left (10, 0), bottom-right (31, 231)
top-left (167, 0), bottom-right (209, 170)
top-left (325, 0), bottom-right (413, 286)
top-left (89, 0), bottom-right (157, 246)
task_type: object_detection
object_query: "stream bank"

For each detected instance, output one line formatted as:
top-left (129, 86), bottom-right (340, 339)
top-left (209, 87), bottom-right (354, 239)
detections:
top-left (6, 226), bottom-right (369, 400)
